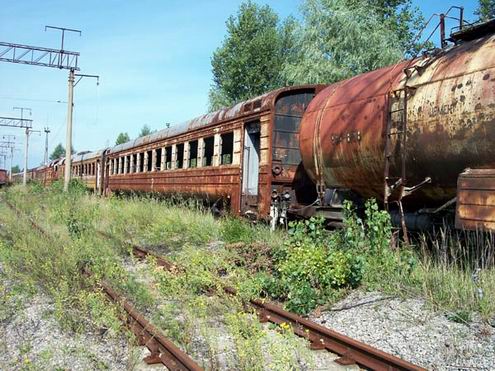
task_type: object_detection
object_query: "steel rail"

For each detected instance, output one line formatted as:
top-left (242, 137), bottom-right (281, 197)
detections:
top-left (242, 291), bottom-right (424, 371)
top-left (1, 200), bottom-right (203, 370)
top-left (98, 277), bottom-right (203, 371)
top-left (105, 234), bottom-right (425, 371)
top-left (2, 197), bottom-right (50, 238)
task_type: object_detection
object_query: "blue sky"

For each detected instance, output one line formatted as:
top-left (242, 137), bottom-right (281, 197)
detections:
top-left (0, 0), bottom-right (479, 169)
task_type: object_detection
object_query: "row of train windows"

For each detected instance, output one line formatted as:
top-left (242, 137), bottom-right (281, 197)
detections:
top-left (112, 132), bottom-right (234, 175)
top-left (73, 162), bottom-right (96, 176)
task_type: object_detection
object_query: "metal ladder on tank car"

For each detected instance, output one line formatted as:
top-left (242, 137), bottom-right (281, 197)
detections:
top-left (384, 83), bottom-right (431, 244)
top-left (384, 86), bottom-right (408, 243)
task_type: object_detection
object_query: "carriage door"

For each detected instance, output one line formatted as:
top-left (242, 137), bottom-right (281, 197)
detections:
top-left (241, 121), bottom-right (261, 215)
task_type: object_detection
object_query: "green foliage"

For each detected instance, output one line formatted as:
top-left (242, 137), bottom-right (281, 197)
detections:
top-left (138, 124), bottom-right (154, 138)
top-left (261, 200), bottom-right (416, 315)
top-left (282, 0), bottom-right (406, 85)
top-left (275, 217), bottom-right (364, 314)
top-left (225, 311), bottom-right (265, 370)
top-left (11, 165), bottom-right (20, 173)
top-left (476, 0), bottom-right (495, 21)
top-left (49, 143), bottom-right (66, 161)
top-left (220, 217), bottom-right (255, 244)
top-left (115, 132), bottom-right (130, 145)
top-left (345, 0), bottom-right (428, 55)
top-left (49, 143), bottom-right (75, 161)
top-left (0, 186), bottom-right (147, 336)
top-left (209, 0), bottom-right (295, 111)
top-left (447, 309), bottom-right (472, 324)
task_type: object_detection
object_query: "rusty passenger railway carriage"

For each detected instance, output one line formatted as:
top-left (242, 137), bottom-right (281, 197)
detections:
top-left (14, 19), bottom-right (495, 232)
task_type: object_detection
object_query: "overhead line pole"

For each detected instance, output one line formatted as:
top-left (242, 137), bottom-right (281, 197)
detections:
top-left (13, 107), bottom-right (32, 186)
top-left (43, 127), bottom-right (50, 165)
top-left (1, 135), bottom-right (16, 179)
top-left (0, 117), bottom-right (33, 183)
top-left (0, 25), bottom-right (99, 192)
top-left (63, 70), bottom-right (99, 191)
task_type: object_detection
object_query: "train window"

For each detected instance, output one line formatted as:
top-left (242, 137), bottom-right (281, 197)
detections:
top-left (272, 92), bottom-right (315, 165)
top-left (146, 150), bottom-right (152, 172)
top-left (131, 153), bottom-right (137, 173)
top-left (189, 140), bottom-right (198, 168)
top-left (176, 143), bottom-right (184, 169)
top-left (138, 152), bottom-right (144, 172)
top-left (221, 132), bottom-right (233, 165)
top-left (165, 146), bottom-right (172, 169)
top-left (126, 155), bottom-right (131, 174)
top-left (203, 136), bottom-right (214, 166)
top-left (155, 148), bottom-right (162, 171)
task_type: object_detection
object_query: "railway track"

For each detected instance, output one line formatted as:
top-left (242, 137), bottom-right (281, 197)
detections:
top-left (1, 199), bottom-right (203, 370)
top-left (2, 198), bottom-right (425, 370)
top-left (84, 267), bottom-right (203, 371)
top-left (102, 233), bottom-right (425, 371)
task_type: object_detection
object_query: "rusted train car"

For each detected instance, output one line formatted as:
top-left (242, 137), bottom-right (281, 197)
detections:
top-left (71, 150), bottom-right (104, 192)
top-left (0, 169), bottom-right (7, 187)
top-left (105, 85), bottom-right (324, 218)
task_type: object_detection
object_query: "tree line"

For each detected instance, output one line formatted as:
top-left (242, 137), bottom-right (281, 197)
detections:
top-left (208, 0), bottom-right (495, 111)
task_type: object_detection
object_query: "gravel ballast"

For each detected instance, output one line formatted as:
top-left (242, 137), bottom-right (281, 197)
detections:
top-left (311, 291), bottom-right (495, 370)
top-left (0, 264), bottom-right (134, 370)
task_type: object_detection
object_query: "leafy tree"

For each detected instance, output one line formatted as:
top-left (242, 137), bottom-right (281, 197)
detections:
top-left (476, 0), bottom-right (495, 21)
top-left (345, 0), bottom-right (427, 56)
top-left (11, 165), bottom-right (20, 173)
top-left (209, 1), bottom-right (295, 111)
top-left (115, 132), bottom-right (130, 145)
top-left (138, 124), bottom-right (154, 138)
top-left (281, 0), bottom-right (419, 85)
top-left (49, 143), bottom-right (75, 160)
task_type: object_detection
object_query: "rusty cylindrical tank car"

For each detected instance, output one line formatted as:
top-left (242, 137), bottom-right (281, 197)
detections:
top-left (298, 21), bottom-right (495, 231)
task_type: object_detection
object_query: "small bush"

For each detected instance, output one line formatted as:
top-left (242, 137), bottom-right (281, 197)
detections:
top-left (259, 200), bottom-right (415, 315)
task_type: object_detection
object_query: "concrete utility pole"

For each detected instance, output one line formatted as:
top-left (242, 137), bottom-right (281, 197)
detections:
top-left (0, 136), bottom-right (16, 180)
top-left (0, 119), bottom-right (32, 181)
top-left (44, 127), bottom-right (50, 165)
top-left (64, 69), bottom-right (75, 191)
top-left (63, 70), bottom-right (99, 191)
top-left (13, 107), bottom-right (32, 186)
top-left (22, 128), bottom-right (41, 185)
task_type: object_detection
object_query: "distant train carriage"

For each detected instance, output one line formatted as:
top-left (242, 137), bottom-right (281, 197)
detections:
top-left (0, 169), bottom-right (7, 187)
top-left (71, 150), bottom-right (104, 193)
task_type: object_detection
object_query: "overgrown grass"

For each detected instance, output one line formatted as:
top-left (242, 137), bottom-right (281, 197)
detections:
top-left (0, 181), bottom-right (156, 337)
top-left (2, 179), bottom-right (495, 351)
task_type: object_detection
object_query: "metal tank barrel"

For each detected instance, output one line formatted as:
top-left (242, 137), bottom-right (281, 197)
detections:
top-left (299, 33), bottom-right (495, 209)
